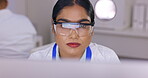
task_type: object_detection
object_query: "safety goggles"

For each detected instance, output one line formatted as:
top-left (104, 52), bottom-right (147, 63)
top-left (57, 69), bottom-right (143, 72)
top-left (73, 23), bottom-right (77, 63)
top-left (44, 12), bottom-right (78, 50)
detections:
top-left (53, 22), bottom-right (94, 37)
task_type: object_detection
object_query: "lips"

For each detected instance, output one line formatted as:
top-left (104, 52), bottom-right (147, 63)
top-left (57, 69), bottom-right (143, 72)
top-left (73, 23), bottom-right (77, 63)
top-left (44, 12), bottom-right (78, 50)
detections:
top-left (67, 43), bottom-right (81, 48)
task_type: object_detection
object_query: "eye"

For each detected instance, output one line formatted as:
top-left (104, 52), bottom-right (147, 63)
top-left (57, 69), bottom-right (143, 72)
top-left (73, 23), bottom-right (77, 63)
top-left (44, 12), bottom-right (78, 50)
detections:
top-left (79, 24), bottom-right (87, 29)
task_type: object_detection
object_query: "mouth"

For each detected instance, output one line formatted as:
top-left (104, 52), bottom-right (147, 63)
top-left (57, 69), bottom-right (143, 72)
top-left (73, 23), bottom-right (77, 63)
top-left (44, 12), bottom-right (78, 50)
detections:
top-left (66, 43), bottom-right (81, 48)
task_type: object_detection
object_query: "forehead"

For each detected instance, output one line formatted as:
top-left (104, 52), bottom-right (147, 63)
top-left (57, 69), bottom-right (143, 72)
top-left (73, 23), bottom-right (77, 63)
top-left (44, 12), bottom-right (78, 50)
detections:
top-left (56, 5), bottom-right (91, 22)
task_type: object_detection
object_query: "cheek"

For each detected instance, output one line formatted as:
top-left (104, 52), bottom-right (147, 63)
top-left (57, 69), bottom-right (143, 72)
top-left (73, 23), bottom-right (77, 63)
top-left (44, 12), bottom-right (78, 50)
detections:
top-left (80, 36), bottom-right (92, 47)
top-left (55, 35), bottom-right (66, 45)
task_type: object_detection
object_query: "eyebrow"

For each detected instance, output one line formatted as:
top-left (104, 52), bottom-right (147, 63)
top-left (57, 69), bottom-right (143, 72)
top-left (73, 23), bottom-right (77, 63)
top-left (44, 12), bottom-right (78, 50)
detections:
top-left (57, 18), bottom-right (91, 23)
top-left (79, 19), bottom-right (90, 23)
top-left (57, 19), bottom-right (70, 22)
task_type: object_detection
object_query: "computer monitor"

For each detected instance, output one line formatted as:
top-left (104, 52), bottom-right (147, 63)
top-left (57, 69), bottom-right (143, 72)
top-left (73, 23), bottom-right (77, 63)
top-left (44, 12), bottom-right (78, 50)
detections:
top-left (0, 59), bottom-right (148, 78)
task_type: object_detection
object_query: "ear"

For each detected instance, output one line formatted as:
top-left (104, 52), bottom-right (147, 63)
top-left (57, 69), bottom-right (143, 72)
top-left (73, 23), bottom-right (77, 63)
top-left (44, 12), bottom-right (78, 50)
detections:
top-left (90, 27), bottom-right (94, 36)
top-left (91, 31), bottom-right (94, 36)
top-left (51, 19), bottom-right (55, 34)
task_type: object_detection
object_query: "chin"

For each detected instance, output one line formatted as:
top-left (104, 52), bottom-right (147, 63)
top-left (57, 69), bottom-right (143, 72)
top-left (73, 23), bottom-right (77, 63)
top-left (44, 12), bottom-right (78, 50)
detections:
top-left (66, 49), bottom-right (83, 55)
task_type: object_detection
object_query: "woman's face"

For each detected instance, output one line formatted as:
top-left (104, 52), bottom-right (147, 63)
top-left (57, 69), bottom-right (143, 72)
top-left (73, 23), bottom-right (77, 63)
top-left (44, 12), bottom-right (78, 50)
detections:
top-left (53, 5), bottom-right (93, 58)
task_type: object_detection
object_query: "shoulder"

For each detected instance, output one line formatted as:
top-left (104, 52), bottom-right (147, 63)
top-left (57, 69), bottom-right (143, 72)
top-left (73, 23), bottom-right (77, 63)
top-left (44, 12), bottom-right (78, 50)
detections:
top-left (28, 43), bottom-right (55, 60)
top-left (9, 13), bottom-right (36, 33)
top-left (12, 14), bottom-right (31, 22)
top-left (0, 9), bottom-right (30, 23)
top-left (90, 43), bottom-right (116, 55)
top-left (90, 43), bottom-right (120, 63)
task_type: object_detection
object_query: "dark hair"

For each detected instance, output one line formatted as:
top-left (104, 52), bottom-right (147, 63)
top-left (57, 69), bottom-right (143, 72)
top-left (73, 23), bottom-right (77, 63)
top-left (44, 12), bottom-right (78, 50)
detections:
top-left (0, 0), bottom-right (7, 4)
top-left (0, 0), bottom-right (7, 9)
top-left (52, 0), bottom-right (95, 26)
top-left (0, 0), bottom-right (7, 3)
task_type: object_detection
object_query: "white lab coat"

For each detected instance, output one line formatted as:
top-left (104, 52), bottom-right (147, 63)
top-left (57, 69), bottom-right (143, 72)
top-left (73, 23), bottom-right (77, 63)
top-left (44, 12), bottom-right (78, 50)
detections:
top-left (29, 42), bottom-right (120, 63)
top-left (0, 9), bottom-right (37, 59)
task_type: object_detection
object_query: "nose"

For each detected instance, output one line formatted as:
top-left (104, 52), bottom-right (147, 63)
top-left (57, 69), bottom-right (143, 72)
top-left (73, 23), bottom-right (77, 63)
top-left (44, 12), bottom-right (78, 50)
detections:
top-left (68, 29), bottom-right (79, 39)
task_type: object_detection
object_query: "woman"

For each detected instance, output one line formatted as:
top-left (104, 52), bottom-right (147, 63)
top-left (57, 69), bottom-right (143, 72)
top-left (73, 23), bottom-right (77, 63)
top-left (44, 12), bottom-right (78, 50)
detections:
top-left (29, 0), bottom-right (120, 63)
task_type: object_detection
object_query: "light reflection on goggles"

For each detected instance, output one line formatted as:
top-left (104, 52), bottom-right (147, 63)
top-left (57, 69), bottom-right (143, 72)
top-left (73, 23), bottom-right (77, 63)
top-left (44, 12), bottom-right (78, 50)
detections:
top-left (55, 22), bottom-right (92, 29)
top-left (62, 23), bottom-right (80, 29)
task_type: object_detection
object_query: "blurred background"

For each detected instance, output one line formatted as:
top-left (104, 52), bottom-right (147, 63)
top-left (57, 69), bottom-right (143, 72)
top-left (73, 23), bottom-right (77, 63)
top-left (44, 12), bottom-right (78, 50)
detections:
top-left (7, 0), bottom-right (148, 60)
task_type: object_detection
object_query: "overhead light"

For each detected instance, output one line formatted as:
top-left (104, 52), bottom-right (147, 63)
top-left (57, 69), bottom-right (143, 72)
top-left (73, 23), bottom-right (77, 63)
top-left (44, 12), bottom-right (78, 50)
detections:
top-left (94, 0), bottom-right (129, 30)
top-left (95, 0), bottom-right (116, 21)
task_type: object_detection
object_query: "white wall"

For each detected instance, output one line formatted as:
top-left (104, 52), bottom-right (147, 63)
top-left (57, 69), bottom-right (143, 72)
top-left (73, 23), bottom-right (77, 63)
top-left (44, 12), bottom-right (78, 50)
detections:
top-left (7, 0), bottom-right (27, 15)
